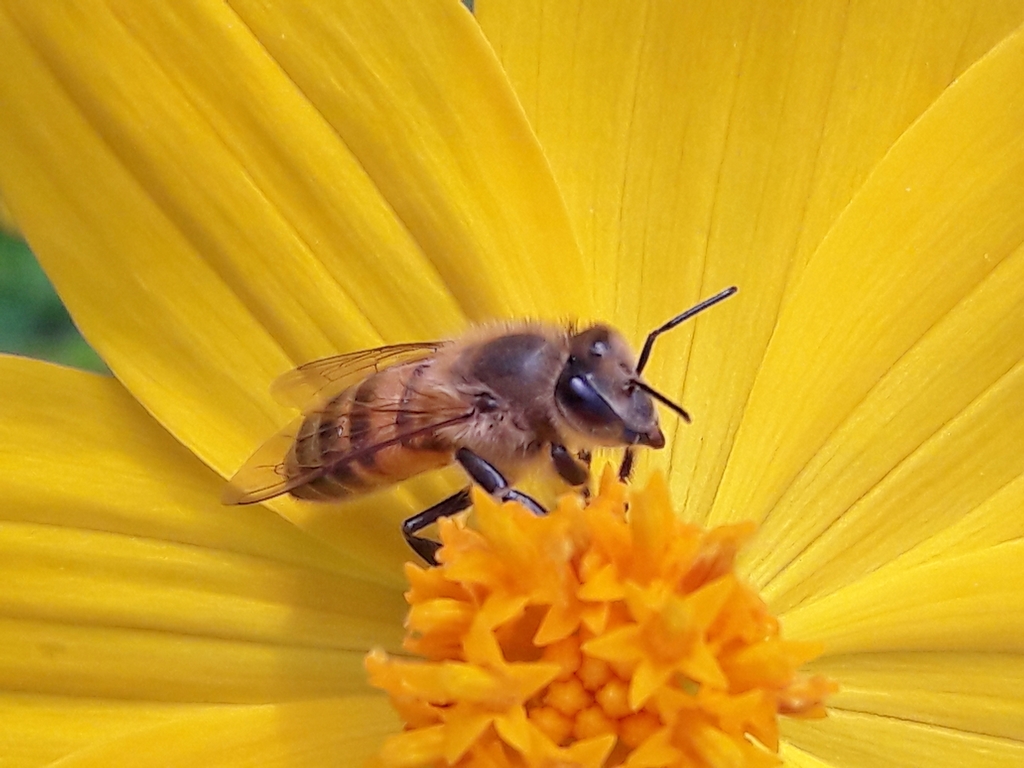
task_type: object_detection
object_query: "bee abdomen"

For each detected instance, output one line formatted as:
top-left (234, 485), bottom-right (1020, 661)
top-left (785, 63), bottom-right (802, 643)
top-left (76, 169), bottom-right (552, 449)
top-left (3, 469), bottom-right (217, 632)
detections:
top-left (285, 371), bottom-right (453, 501)
top-left (284, 393), bottom-right (366, 500)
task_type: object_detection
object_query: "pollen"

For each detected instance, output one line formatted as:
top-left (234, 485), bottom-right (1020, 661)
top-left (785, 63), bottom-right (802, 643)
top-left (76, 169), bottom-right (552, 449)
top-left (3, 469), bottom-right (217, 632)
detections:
top-left (367, 469), bottom-right (836, 767)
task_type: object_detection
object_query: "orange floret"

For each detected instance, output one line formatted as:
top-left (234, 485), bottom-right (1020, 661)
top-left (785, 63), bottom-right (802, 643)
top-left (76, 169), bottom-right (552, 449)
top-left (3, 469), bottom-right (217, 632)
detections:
top-left (367, 469), bottom-right (835, 767)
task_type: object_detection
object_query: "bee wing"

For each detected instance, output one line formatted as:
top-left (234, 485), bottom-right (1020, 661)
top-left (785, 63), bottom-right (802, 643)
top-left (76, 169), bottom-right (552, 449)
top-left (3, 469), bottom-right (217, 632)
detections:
top-left (270, 341), bottom-right (449, 408)
top-left (221, 413), bottom-right (314, 505)
top-left (222, 399), bottom-right (475, 506)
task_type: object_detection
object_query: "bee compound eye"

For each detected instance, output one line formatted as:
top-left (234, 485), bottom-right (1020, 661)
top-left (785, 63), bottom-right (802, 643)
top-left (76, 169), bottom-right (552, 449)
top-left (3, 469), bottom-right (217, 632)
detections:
top-left (559, 373), bottom-right (618, 427)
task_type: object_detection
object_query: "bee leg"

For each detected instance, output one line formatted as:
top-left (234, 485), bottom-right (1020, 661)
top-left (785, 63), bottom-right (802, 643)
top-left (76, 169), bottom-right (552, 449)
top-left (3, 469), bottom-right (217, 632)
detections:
top-left (576, 449), bottom-right (593, 500)
top-left (455, 447), bottom-right (547, 516)
top-left (402, 487), bottom-right (473, 566)
top-left (618, 448), bottom-right (635, 482)
top-left (550, 443), bottom-right (589, 487)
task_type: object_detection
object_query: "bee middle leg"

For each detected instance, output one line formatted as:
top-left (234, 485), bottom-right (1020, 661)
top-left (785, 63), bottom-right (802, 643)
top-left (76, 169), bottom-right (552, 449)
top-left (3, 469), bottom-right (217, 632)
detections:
top-left (552, 444), bottom-right (592, 500)
top-left (402, 487), bottom-right (472, 566)
top-left (455, 447), bottom-right (547, 516)
top-left (550, 444), bottom-right (589, 487)
top-left (618, 447), bottom-right (635, 482)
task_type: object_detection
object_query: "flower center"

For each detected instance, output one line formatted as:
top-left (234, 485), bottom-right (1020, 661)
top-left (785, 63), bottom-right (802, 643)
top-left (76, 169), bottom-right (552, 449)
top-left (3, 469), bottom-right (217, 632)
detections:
top-left (367, 469), bottom-right (835, 767)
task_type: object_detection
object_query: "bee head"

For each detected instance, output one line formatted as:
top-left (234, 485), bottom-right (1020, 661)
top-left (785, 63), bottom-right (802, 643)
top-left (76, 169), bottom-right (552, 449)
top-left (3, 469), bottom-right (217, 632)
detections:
top-left (554, 325), bottom-right (668, 449)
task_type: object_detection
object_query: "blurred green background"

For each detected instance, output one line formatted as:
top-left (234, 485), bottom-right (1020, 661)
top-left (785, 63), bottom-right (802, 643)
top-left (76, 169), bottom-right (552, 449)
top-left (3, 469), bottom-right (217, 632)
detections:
top-left (0, 229), bottom-right (107, 373)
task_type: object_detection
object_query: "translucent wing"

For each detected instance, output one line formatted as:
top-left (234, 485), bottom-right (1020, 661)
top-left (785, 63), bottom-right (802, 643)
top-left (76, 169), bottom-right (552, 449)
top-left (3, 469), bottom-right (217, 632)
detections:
top-left (222, 413), bottom-right (312, 504)
top-left (222, 398), bottom-right (475, 506)
top-left (270, 341), bottom-right (449, 408)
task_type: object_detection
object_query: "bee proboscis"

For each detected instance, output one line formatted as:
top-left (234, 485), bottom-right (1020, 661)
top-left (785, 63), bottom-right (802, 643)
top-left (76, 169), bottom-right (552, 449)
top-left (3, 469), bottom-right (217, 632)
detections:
top-left (224, 287), bottom-right (737, 563)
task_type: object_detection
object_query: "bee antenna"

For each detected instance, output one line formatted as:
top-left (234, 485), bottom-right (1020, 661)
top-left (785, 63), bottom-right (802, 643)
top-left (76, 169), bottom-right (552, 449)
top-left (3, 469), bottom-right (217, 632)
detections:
top-left (636, 286), bottom-right (737, 374)
top-left (631, 379), bottom-right (692, 423)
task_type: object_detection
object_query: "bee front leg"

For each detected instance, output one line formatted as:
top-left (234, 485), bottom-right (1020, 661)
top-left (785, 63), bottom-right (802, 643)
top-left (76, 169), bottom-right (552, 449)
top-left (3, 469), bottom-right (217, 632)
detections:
top-left (402, 487), bottom-right (473, 566)
top-left (455, 447), bottom-right (547, 516)
top-left (550, 443), bottom-right (589, 487)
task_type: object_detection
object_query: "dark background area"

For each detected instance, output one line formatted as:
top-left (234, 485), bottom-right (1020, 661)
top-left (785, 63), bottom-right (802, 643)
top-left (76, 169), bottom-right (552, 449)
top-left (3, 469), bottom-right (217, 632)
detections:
top-left (0, 230), bottom-right (107, 373)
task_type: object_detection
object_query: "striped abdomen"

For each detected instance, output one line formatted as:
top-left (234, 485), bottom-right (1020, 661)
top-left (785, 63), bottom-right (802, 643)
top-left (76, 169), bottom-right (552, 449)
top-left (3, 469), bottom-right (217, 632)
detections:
top-left (284, 363), bottom-right (457, 501)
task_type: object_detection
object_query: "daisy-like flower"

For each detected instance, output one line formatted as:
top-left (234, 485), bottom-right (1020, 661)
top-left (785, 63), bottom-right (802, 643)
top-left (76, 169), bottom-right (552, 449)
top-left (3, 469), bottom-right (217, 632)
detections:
top-left (1, 2), bottom-right (1023, 767)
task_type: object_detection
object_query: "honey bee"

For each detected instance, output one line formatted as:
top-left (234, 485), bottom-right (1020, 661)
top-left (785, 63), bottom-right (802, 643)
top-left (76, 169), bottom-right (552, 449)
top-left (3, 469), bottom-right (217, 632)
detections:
top-left (224, 287), bottom-right (736, 563)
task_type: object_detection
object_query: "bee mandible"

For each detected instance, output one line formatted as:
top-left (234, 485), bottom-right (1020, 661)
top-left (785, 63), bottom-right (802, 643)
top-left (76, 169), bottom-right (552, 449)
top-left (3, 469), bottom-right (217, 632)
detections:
top-left (224, 287), bottom-right (737, 563)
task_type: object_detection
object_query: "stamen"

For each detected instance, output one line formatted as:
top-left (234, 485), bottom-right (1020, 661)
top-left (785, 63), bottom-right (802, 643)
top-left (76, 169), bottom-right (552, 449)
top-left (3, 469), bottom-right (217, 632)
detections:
top-left (368, 469), bottom-right (836, 767)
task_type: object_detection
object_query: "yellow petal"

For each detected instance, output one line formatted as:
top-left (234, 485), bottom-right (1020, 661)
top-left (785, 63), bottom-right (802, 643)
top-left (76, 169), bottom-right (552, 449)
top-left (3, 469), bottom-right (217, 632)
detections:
top-left (379, 724), bottom-right (445, 768)
top-left (778, 741), bottom-right (835, 768)
top-left (745, 240), bottom-right (1024, 608)
top-left (0, 693), bottom-right (199, 768)
top-left (0, 524), bottom-right (403, 692)
top-left (782, 541), bottom-right (1024, 656)
top-left (233, 1), bottom-right (588, 315)
top-left (782, 709), bottom-right (1024, 768)
top-left (0, 0), bottom-right (583, 489)
top-left (886, 472), bottom-right (1024, 571)
top-left (771, 346), bottom-right (1024, 612)
top-left (803, 652), bottom-right (1024, 743)
top-left (0, 357), bottom-right (414, 764)
top-left (0, 355), bottom-right (365, 577)
top-left (478, 1), bottom-right (1024, 516)
top-left (48, 697), bottom-right (398, 768)
top-left (713, 23), bottom-right (1024, 600)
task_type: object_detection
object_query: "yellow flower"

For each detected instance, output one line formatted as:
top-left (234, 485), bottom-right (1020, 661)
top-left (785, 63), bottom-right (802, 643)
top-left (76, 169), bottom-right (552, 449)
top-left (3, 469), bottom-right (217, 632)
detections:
top-left (1, 2), bottom-right (1023, 767)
